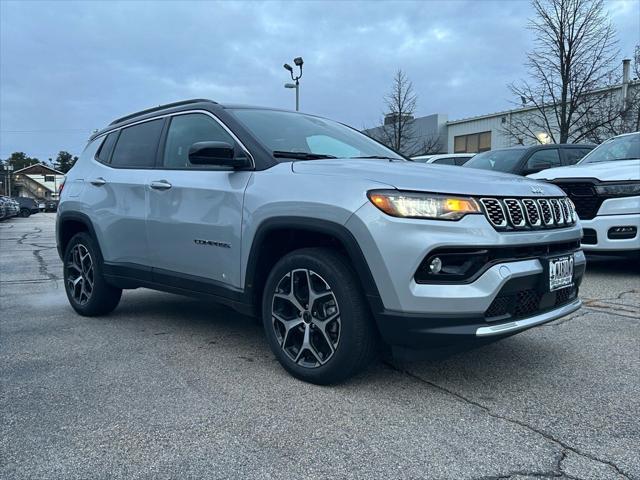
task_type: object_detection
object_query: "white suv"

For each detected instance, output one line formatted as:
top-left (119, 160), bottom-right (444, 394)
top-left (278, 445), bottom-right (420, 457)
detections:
top-left (530, 132), bottom-right (640, 256)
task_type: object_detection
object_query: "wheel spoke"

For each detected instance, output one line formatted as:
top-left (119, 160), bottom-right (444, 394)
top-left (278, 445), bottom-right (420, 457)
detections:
top-left (274, 292), bottom-right (305, 314)
top-left (312, 318), bottom-right (338, 353)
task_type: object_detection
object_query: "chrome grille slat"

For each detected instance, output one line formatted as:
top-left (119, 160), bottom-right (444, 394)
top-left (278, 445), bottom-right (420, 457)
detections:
top-left (537, 199), bottom-right (554, 226)
top-left (479, 198), bottom-right (507, 227)
top-left (504, 199), bottom-right (526, 228)
top-left (521, 199), bottom-right (541, 227)
top-left (550, 199), bottom-right (564, 225)
top-left (478, 197), bottom-right (575, 231)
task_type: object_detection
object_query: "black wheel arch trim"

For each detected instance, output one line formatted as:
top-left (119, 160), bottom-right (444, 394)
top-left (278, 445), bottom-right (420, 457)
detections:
top-left (244, 216), bottom-right (383, 310)
top-left (56, 211), bottom-right (100, 260)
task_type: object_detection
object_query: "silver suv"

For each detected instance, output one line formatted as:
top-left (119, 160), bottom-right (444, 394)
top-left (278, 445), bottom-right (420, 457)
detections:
top-left (57, 99), bottom-right (585, 384)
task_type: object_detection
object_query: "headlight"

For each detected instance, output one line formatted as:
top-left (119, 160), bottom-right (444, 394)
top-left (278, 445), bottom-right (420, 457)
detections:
top-left (594, 182), bottom-right (640, 197)
top-left (367, 190), bottom-right (481, 220)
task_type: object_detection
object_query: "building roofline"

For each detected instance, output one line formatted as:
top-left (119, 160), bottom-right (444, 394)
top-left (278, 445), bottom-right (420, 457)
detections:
top-left (446, 79), bottom-right (639, 126)
top-left (13, 164), bottom-right (65, 175)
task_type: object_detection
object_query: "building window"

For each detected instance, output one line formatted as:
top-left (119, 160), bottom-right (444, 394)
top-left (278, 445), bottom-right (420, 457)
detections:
top-left (44, 175), bottom-right (55, 182)
top-left (454, 131), bottom-right (491, 153)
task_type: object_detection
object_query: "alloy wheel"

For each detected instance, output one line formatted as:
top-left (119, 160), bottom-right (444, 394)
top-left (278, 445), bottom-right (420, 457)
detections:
top-left (66, 244), bottom-right (94, 305)
top-left (271, 269), bottom-right (341, 368)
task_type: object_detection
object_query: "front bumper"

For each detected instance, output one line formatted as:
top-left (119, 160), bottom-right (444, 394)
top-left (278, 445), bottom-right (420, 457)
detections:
top-left (346, 202), bottom-right (585, 349)
top-left (580, 213), bottom-right (640, 252)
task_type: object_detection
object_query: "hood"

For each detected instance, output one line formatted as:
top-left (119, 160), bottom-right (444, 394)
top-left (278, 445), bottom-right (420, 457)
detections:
top-left (529, 159), bottom-right (640, 182)
top-left (291, 159), bottom-right (566, 197)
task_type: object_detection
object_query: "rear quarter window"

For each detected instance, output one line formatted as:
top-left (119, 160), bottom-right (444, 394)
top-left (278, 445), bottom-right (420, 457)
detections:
top-left (95, 131), bottom-right (119, 164)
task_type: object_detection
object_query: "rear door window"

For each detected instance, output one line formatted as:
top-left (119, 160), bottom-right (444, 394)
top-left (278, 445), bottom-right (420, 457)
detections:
top-left (111, 119), bottom-right (164, 168)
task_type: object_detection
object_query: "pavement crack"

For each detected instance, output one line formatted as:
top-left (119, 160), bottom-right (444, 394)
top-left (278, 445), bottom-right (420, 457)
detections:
top-left (385, 362), bottom-right (631, 480)
top-left (32, 249), bottom-right (59, 280)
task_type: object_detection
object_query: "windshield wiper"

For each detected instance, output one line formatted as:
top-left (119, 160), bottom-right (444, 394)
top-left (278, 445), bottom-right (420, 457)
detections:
top-left (349, 155), bottom-right (400, 160)
top-left (272, 151), bottom-right (337, 160)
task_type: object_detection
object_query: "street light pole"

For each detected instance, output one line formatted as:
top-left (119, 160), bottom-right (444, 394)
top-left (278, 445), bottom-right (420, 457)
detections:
top-left (283, 57), bottom-right (304, 111)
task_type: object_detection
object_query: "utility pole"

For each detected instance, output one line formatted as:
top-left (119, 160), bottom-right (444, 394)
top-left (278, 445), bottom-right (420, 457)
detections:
top-left (283, 57), bottom-right (304, 111)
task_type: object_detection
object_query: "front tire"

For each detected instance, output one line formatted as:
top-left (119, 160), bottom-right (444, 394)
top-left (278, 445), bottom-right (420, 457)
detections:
top-left (63, 232), bottom-right (122, 316)
top-left (262, 248), bottom-right (378, 384)
top-left (19, 208), bottom-right (31, 218)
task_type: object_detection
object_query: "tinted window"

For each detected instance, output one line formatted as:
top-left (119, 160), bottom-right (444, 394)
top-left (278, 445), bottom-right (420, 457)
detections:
top-left (433, 157), bottom-right (456, 165)
top-left (464, 149), bottom-right (526, 173)
top-left (455, 157), bottom-right (471, 165)
top-left (163, 114), bottom-right (235, 168)
top-left (564, 148), bottom-right (593, 165)
top-left (526, 149), bottom-right (561, 171)
top-left (96, 131), bottom-right (119, 164)
top-left (111, 119), bottom-right (164, 168)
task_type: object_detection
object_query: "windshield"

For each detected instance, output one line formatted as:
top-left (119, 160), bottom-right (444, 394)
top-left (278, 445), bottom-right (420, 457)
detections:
top-left (229, 109), bottom-right (404, 160)
top-left (463, 149), bottom-right (526, 173)
top-left (579, 133), bottom-right (640, 164)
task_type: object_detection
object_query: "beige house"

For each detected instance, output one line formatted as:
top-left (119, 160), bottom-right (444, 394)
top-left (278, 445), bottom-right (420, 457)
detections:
top-left (13, 164), bottom-right (65, 200)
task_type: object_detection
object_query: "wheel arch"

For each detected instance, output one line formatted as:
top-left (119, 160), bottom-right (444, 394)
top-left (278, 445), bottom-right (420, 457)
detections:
top-left (243, 217), bottom-right (383, 316)
top-left (56, 212), bottom-right (100, 260)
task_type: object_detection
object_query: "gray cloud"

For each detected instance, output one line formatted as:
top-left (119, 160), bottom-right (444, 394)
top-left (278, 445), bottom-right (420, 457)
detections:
top-left (1, 0), bottom-right (638, 160)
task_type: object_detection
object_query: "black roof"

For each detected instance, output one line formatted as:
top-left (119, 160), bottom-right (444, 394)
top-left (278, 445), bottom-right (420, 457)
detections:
top-left (108, 98), bottom-right (218, 126)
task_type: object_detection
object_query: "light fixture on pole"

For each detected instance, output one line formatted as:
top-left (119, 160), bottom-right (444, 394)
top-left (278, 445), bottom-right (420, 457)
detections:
top-left (283, 57), bottom-right (303, 111)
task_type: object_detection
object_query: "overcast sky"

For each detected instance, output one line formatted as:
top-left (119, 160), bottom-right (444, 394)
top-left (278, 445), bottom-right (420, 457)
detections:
top-left (1, 0), bottom-right (638, 161)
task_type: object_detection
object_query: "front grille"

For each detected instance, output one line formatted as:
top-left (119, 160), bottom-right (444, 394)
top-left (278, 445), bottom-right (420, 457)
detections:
top-left (479, 197), bottom-right (576, 231)
top-left (485, 285), bottom-right (578, 322)
top-left (553, 182), bottom-right (604, 220)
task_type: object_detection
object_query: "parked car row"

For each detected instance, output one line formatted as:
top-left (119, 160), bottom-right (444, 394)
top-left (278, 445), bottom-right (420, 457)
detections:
top-left (0, 196), bottom-right (49, 220)
top-left (0, 196), bottom-right (19, 220)
top-left (410, 135), bottom-right (638, 256)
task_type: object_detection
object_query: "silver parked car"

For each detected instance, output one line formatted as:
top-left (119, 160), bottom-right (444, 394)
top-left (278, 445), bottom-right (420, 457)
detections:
top-left (57, 99), bottom-right (585, 384)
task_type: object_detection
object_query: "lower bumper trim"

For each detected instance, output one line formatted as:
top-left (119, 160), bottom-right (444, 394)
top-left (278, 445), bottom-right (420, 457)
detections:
top-left (475, 298), bottom-right (581, 337)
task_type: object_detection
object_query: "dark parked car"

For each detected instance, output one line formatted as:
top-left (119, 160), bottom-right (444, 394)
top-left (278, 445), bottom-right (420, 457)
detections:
top-left (463, 144), bottom-right (594, 176)
top-left (44, 200), bottom-right (59, 212)
top-left (14, 197), bottom-right (40, 217)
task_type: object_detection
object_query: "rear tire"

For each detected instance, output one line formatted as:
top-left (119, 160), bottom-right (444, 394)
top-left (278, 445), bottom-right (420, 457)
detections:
top-left (19, 208), bottom-right (31, 218)
top-left (63, 232), bottom-right (122, 316)
top-left (262, 247), bottom-right (378, 385)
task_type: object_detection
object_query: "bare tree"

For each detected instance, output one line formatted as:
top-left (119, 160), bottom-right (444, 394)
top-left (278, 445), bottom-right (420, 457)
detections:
top-left (506, 0), bottom-right (622, 144)
top-left (368, 70), bottom-right (441, 156)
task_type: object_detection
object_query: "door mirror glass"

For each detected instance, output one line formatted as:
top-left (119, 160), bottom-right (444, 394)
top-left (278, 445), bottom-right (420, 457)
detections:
top-left (188, 141), bottom-right (248, 168)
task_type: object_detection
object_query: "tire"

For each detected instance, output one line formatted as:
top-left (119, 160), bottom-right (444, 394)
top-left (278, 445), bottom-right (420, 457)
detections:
top-left (19, 208), bottom-right (31, 218)
top-left (63, 232), bottom-right (122, 316)
top-left (262, 247), bottom-right (378, 384)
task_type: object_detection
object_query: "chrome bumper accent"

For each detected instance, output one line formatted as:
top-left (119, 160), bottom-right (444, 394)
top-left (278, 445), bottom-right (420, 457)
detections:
top-left (475, 298), bottom-right (581, 337)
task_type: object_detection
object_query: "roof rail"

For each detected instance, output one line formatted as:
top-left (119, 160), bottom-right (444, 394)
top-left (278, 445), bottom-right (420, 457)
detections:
top-left (109, 99), bottom-right (217, 126)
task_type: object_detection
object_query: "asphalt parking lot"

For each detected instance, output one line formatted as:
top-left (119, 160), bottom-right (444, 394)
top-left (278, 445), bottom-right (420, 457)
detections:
top-left (1, 213), bottom-right (638, 480)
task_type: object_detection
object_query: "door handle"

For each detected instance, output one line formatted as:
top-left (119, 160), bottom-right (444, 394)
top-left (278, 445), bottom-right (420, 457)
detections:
top-left (150, 180), bottom-right (172, 190)
top-left (90, 177), bottom-right (106, 186)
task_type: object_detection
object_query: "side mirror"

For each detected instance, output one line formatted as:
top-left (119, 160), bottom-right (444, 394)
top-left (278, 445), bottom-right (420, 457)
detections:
top-left (188, 141), bottom-right (250, 168)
